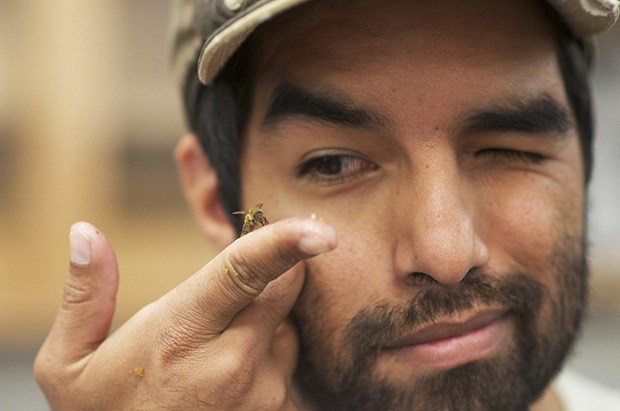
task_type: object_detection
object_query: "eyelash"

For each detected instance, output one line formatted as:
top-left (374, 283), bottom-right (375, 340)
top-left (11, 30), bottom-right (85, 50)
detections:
top-left (298, 154), bottom-right (376, 183)
top-left (476, 148), bottom-right (546, 164)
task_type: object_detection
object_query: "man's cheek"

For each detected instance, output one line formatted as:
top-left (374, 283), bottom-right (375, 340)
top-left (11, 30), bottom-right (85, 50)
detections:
top-left (299, 238), bottom-right (380, 334)
top-left (303, 245), bottom-right (364, 312)
top-left (483, 189), bottom-right (573, 288)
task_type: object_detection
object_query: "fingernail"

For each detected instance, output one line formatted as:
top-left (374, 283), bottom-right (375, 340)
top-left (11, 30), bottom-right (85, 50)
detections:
top-left (298, 226), bottom-right (336, 255)
top-left (70, 222), bottom-right (94, 265)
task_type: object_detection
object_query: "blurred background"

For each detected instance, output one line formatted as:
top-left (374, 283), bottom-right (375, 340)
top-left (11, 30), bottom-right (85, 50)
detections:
top-left (0, 1), bottom-right (618, 409)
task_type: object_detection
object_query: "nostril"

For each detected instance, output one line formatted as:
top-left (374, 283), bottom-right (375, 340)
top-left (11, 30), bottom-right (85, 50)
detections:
top-left (407, 272), bottom-right (436, 286)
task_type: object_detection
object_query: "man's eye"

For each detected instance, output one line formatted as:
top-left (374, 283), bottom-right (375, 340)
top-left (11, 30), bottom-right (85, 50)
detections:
top-left (477, 148), bottom-right (545, 164)
top-left (298, 154), bottom-right (375, 182)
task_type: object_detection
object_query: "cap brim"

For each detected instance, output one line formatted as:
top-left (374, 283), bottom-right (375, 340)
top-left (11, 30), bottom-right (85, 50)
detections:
top-left (197, 0), bottom-right (311, 84)
top-left (546, 0), bottom-right (619, 36)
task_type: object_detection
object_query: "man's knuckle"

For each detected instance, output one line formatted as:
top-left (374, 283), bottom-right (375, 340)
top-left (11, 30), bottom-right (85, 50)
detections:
top-left (224, 251), bottom-right (266, 295)
top-left (33, 352), bottom-right (72, 404)
top-left (33, 354), bottom-right (52, 387)
top-left (61, 278), bottom-right (92, 309)
top-left (215, 352), bottom-right (257, 402)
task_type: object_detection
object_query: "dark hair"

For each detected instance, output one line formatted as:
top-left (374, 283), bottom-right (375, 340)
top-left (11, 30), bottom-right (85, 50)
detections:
top-left (557, 39), bottom-right (594, 182)
top-left (184, 46), bottom-right (254, 233)
top-left (184, 31), bottom-right (594, 235)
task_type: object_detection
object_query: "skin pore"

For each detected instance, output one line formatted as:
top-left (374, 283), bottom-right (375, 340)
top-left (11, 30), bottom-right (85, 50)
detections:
top-left (230, 0), bottom-right (587, 409)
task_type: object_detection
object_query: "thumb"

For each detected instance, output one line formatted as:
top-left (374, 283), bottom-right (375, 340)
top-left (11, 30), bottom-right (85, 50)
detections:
top-left (42, 222), bottom-right (119, 363)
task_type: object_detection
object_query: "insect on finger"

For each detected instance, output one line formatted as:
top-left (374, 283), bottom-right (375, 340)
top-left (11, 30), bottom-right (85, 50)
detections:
top-left (233, 203), bottom-right (270, 236)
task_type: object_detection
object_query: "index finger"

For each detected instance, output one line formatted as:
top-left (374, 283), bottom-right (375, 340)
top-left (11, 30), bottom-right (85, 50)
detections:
top-left (169, 217), bottom-right (337, 336)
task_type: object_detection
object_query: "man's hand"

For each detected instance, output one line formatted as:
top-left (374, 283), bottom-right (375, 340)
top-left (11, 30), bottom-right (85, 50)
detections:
top-left (34, 219), bottom-right (337, 410)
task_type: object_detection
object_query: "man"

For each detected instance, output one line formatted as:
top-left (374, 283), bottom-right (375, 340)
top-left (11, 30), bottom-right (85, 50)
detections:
top-left (34, 0), bottom-right (619, 409)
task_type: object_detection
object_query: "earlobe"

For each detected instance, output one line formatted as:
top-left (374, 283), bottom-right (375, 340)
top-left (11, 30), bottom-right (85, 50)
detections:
top-left (174, 134), bottom-right (237, 249)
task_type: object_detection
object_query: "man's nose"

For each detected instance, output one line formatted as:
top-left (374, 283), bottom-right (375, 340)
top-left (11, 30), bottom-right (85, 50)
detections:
top-left (394, 165), bottom-right (489, 286)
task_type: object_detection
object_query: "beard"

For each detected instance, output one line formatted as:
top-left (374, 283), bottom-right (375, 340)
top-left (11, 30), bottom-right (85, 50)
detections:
top-left (292, 235), bottom-right (588, 411)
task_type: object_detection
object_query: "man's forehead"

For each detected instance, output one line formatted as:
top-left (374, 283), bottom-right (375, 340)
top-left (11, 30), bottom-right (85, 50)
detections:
top-left (249, 0), bottom-right (559, 91)
top-left (252, 0), bottom-right (555, 51)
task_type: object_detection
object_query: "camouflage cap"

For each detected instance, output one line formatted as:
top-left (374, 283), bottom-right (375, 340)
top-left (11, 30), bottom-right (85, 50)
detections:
top-left (169, 0), bottom-right (619, 87)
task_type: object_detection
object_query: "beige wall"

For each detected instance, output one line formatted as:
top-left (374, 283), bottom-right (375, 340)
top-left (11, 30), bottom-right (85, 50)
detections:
top-left (0, 1), bottom-right (213, 348)
top-left (1, 1), bottom-right (619, 350)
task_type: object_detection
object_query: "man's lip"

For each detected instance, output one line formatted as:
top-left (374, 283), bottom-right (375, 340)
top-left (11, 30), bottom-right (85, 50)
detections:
top-left (377, 308), bottom-right (512, 373)
top-left (386, 308), bottom-right (510, 349)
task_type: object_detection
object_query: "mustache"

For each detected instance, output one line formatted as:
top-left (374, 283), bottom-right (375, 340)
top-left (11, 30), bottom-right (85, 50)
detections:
top-left (344, 270), bottom-right (544, 352)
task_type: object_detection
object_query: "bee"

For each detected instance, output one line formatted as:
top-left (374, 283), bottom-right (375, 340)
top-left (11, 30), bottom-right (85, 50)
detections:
top-left (233, 203), bottom-right (269, 236)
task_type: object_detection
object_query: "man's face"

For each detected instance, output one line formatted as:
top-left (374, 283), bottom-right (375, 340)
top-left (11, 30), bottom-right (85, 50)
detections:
top-left (238, 0), bottom-right (587, 409)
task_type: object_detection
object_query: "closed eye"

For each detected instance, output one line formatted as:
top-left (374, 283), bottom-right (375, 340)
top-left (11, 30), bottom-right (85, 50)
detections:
top-left (476, 148), bottom-right (546, 164)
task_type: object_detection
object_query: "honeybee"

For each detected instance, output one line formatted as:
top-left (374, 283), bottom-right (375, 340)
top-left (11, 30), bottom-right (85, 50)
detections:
top-left (233, 203), bottom-right (269, 236)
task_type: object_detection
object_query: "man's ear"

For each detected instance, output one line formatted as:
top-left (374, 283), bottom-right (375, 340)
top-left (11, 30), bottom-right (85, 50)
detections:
top-left (174, 134), bottom-right (237, 250)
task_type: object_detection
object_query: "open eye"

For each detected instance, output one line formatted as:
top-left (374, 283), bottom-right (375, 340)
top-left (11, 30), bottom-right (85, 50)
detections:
top-left (476, 148), bottom-right (546, 165)
top-left (298, 153), bottom-right (376, 183)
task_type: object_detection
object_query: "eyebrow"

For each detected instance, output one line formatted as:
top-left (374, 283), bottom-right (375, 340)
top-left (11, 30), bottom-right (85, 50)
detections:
top-left (460, 93), bottom-right (574, 138)
top-left (263, 85), bottom-right (573, 140)
top-left (263, 83), bottom-right (389, 130)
